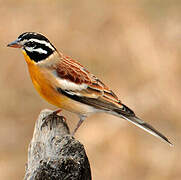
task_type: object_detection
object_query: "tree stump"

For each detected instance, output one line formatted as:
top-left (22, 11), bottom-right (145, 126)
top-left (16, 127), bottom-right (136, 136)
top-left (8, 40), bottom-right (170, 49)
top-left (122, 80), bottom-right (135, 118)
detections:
top-left (24, 109), bottom-right (92, 180)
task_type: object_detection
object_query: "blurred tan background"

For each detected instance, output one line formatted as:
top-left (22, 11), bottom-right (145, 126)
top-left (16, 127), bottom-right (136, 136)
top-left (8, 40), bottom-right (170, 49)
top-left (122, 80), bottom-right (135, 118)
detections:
top-left (0, 0), bottom-right (181, 179)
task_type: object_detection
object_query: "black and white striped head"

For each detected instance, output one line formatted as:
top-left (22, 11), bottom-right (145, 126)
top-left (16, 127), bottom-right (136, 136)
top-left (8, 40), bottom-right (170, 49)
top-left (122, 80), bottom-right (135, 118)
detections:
top-left (7, 32), bottom-right (56, 62)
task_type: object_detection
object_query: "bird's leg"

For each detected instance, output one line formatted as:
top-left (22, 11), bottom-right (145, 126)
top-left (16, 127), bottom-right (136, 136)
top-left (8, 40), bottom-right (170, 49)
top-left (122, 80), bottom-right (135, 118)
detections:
top-left (41, 109), bottom-right (65, 130)
top-left (72, 115), bottom-right (86, 136)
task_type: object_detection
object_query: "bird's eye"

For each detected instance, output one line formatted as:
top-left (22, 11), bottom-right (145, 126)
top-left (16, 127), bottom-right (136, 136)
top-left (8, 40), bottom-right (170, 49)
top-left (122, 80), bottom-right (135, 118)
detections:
top-left (25, 41), bottom-right (37, 48)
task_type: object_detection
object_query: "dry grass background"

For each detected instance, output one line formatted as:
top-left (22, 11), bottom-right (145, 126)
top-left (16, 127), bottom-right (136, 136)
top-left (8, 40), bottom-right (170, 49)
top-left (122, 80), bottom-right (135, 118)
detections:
top-left (0, 0), bottom-right (181, 179)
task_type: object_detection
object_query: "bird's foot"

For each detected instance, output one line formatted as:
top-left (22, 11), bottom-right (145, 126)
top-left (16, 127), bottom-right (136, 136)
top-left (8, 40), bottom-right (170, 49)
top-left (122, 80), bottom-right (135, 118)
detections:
top-left (41, 109), bottom-right (66, 130)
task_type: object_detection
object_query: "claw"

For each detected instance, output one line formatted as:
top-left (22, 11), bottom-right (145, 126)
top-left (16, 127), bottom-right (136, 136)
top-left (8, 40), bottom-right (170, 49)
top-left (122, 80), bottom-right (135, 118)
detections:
top-left (40, 109), bottom-right (62, 130)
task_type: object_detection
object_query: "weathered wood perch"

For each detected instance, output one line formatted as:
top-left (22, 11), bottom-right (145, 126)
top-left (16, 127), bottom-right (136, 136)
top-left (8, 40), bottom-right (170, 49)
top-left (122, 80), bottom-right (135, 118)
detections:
top-left (24, 109), bottom-right (92, 180)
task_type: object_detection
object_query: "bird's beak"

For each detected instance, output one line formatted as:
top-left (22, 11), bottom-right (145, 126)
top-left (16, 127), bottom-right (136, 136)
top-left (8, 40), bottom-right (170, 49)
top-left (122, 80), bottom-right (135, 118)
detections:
top-left (7, 39), bottom-right (22, 48)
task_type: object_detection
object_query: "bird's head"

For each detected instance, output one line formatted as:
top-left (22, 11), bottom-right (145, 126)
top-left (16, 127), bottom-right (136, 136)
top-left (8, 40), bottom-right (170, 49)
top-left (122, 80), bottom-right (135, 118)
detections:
top-left (7, 32), bottom-right (56, 63)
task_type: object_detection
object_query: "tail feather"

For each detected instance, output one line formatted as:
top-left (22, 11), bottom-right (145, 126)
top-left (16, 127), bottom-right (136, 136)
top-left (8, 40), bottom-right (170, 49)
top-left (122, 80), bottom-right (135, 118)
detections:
top-left (114, 107), bottom-right (173, 146)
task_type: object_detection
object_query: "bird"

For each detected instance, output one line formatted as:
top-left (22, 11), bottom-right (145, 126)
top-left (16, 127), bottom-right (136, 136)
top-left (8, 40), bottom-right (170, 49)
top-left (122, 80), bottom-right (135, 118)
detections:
top-left (7, 32), bottom-right (172, 145)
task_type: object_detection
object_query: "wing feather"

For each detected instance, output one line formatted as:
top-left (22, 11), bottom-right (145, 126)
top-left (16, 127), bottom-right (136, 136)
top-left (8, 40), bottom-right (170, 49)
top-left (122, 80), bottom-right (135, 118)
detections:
top-left (50, 55), bottom-right (121, 107)
top-left (42, 52), bottom-right (172, 145)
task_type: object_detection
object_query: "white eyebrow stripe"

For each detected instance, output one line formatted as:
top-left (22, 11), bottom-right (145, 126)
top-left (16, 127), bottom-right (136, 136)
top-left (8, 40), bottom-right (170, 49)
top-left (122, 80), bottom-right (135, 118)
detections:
top-left (25, 47), bottom-right (47, 54)
top-left (29, 38), bottom-right (55, 50)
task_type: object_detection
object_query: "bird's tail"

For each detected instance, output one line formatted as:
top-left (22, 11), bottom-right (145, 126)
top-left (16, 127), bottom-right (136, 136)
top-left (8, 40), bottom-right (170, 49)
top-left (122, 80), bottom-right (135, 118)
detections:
top-left (113, 105), bottom-right (173, 146)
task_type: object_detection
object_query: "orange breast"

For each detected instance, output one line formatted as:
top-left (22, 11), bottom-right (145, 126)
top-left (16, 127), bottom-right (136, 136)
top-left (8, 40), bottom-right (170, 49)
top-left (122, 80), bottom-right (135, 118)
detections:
top-left (22, 51), bottom-right (65, 107)
top-left (29, 67), bottom-right (64, 107)
top-left (22, 51), bottom-right (96, 115)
